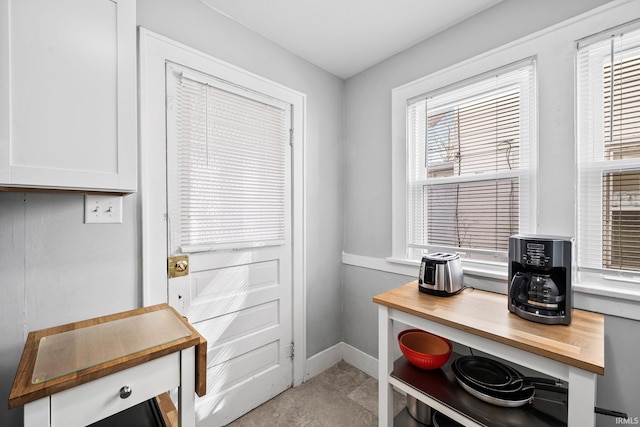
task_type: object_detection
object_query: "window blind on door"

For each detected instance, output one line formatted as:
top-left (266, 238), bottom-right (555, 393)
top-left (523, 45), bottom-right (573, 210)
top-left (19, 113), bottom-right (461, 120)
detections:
top-left (577, 25), bottom-right (640, 273)
top-left (174, 74), bottom-right (289, 252)
top-left (406, 59), bottom-right (535, 261)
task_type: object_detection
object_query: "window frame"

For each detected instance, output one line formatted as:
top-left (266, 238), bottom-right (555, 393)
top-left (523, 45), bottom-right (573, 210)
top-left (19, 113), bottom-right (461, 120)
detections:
top-left (391, 59), bottom-right (538, 275)
top-left (576, 23), bottom-right (640, 285)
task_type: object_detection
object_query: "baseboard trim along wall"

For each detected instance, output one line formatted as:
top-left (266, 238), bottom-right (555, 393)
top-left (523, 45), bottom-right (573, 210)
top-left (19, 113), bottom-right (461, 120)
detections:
top-left (304, 342), bottom-right (343, 381)
top-left (305, 342), bottom-right (379, 381)
top-left (343, 342), bottom-right (379, 379)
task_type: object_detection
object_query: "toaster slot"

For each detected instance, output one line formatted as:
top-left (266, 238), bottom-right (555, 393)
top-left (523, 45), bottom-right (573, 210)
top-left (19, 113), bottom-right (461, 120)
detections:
top-left (425, 263), bottom-right (436, 285)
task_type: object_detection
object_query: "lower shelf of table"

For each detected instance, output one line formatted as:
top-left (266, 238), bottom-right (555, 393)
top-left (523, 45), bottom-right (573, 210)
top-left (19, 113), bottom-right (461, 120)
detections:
top-left (88, 398), bottom-right (167, 427)
top-left (395, 407), bottom-right (469, 427)
top-left (390, 355), bottom-right (567, 427)
top-left (394, 407), bottom-right (430, 427)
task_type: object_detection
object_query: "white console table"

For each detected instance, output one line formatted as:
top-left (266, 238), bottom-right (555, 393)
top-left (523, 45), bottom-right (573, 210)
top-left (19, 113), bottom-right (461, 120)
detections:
top-left (9, 304), bottom-right (206, 427)
top-left (373, 282), bottom-right (605, 427)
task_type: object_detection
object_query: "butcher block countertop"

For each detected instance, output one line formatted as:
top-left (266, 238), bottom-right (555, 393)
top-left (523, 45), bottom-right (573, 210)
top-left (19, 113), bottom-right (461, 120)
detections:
top-left (8, 303), bottom-right (206, 409)
top-left (373, 281), bottom-right (605, 375)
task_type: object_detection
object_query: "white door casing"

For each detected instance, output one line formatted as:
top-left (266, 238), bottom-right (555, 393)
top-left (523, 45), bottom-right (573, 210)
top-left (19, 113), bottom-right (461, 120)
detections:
top-left (138, 29), bottom-right (306, 424)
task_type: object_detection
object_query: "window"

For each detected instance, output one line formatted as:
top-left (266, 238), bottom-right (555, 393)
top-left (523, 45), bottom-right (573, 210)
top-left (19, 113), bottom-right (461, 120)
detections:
top-left (405, 60), bottom-right (536, 263)
top-left (577, 25), bottom-right (640, 275)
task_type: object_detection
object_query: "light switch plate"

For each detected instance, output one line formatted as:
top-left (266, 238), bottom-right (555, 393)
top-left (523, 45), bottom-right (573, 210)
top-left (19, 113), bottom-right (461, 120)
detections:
top-left (84, 195), bottom-right (123, 224)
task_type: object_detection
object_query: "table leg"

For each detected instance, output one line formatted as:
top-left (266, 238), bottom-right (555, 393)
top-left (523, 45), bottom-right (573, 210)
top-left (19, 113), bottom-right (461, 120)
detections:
top-left (179, 346), bottom-right (196, 427)
top-left (378, 305), bottom-right (394, 427)
top-left (24, 398), bottom-right (49, 427)
top-left (567, 367), bottom-right (596, 426)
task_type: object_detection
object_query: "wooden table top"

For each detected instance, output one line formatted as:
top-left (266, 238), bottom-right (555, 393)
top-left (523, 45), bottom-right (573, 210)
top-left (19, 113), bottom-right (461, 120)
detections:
top-left (373, 282), bottom-right (605, 375)
top-left (8, 304), bottom-right (207, 409)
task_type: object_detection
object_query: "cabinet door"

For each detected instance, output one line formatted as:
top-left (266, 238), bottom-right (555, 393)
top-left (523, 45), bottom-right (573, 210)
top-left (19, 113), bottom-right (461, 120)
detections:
top-left (0, 0), bottom-right (136, 192)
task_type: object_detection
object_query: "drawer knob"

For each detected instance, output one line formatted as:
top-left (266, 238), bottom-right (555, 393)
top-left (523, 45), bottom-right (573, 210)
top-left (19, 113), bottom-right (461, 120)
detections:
top-left (119, 386), bottom-right (132, 399)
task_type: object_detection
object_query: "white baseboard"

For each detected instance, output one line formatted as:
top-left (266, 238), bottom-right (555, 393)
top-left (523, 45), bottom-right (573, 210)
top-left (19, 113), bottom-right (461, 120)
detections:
top-left (304, 341), bottom-right (379, 381)
top-left (342, 343), bottom-right (379, 379)
top-left (304, 342), bottom-right (344, 380)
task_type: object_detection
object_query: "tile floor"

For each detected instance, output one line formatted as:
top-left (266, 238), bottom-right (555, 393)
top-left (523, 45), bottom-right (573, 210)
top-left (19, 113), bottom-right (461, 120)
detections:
top-left (226, 361), bottom-right (407, 427)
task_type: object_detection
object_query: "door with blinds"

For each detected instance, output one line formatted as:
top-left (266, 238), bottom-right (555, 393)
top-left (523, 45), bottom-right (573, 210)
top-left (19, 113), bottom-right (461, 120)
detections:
top-left (165, 62), bottom-right (293, 426)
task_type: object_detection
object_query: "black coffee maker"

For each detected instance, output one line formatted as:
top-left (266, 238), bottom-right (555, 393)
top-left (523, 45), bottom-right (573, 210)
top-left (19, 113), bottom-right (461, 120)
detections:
top-left (508, 234), bottom-right (573, 325)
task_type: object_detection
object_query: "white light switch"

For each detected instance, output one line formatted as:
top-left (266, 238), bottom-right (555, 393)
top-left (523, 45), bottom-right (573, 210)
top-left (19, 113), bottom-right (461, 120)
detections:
top-left (84, 195), bottom-right (123, 224)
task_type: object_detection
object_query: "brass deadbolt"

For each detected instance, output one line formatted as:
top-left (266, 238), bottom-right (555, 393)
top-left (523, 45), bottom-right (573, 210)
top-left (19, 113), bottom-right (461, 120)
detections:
top-left (168, 255), bottom-right (189, 278)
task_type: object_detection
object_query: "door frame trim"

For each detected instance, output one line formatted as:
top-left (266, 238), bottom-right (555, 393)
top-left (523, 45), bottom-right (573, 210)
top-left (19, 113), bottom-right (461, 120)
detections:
top-left (138, 28), bottom-right (307, 387)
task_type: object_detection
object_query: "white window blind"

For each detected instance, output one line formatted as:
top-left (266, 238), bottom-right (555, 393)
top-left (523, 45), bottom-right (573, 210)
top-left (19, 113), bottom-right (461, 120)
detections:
top-left (577, 25), bottom-right (640, 274)
top-left (173, 73), bottom-right (290, 252)
top-left (406, 59), bottom-right (536, 261)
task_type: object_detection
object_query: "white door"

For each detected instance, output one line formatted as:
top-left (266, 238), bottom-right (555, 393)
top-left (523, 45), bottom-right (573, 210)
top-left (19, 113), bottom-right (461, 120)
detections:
top-left (165, 63), bottom-right (294, 426)
top-left (138, 30), bottom-right (305, 427)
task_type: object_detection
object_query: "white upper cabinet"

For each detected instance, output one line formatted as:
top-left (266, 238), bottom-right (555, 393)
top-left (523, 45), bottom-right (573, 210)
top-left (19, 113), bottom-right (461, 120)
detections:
top-left (0, 0), bottom-right (136, 193)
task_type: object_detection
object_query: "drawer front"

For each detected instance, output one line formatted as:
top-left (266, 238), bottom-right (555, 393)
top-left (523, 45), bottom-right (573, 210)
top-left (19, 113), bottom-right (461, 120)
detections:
top-left (51, 353), bottom-right (180, 427)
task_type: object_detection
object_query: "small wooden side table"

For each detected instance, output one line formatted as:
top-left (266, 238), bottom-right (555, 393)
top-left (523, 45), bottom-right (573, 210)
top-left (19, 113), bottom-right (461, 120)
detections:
top-left (9, 304), bottom-right (206, 427)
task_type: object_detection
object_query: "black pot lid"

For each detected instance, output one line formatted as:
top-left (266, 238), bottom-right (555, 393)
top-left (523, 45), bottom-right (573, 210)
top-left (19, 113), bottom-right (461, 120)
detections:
top-left (452, 358), bottom-right (524, 395)
top-left (453, 356), bottom-right (519, 388)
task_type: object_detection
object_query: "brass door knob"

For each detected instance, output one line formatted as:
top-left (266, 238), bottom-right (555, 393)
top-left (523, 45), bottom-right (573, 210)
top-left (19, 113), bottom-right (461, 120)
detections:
top-left (168, 255), bottom-right (189, 277)
top-left (175, 259), bottom-right (188, 272)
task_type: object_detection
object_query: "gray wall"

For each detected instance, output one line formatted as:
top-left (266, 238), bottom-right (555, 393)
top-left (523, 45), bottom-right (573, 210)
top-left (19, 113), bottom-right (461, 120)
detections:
top-left (0, 1), bottom-right (344, 425)
top-left (1, 193), bottom-right (141, 427)
top-left (136, 0), bottom-right (345, 360)
top-left (341, 0), bottom-right (640, 425)
top-left (343, 0), bottom-right (625, 258)
top-left (3, 0), bottom-right (639, 426)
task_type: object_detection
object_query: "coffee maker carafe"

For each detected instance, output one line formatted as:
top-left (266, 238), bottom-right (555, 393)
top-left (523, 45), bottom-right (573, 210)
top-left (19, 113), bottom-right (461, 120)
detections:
top-left (508, 235), bottom-right (573, 325)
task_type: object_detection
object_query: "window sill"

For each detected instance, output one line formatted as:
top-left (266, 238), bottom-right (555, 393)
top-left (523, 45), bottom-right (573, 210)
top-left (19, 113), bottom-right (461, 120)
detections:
top-left (574, 281), bottom-right (640, 302)
top-left (343, 252), bottom-right (640, 321)
top-left (382, 256), bottom-right (508, 280)
top-left (572, 281), bottom-right (640, 321)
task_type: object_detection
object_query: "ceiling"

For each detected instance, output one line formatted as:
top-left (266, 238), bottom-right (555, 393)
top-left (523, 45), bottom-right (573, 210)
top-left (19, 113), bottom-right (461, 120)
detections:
top-left (200, 0), bottom-right (504, 79)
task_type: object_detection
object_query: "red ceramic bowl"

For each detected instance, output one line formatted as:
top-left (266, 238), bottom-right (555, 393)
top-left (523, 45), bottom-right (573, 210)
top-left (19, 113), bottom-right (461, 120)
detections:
top-left (398, 329), bottom-right (452, 370)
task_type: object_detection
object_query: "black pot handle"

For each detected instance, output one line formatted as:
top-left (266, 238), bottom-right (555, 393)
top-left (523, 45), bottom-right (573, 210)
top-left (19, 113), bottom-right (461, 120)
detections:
top-left (595, 407), bottom-right (628, 419)
top-left (528, 380), bottom-right (628, 419)
top-left (536, 394), bottom-right (627, 419)
top-left (523, 377), bottom-right (567, 394)
top-left (524, 377), bottom-right (563, 386)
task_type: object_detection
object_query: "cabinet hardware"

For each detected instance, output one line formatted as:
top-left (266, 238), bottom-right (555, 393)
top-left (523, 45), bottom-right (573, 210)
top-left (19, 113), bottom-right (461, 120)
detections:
top-left (119, 386), bottom-right (132, 399)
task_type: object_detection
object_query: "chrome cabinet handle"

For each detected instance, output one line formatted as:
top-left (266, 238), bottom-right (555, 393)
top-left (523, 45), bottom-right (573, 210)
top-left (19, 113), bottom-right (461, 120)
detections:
top-left (119, 386), bottom-right (132, 399)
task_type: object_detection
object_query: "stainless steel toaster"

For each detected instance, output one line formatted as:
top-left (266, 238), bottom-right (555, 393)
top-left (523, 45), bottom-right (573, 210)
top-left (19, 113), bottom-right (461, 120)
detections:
top-left (418, 252), bottom-right (464, 296)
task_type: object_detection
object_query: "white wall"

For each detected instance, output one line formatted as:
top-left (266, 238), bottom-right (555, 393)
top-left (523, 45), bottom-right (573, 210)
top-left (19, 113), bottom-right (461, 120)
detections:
top-left (0, 1), bottom-right (344, 425)
top-left (342, 0), bottom-right (640, 424)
